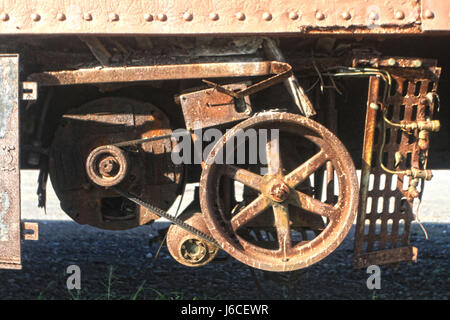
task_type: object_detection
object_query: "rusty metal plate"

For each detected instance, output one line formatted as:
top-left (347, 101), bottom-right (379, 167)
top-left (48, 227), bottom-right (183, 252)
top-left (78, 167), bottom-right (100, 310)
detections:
top-left (354, 60), bottom-right (441, 269)
top-left (0, 54), bottom-right (21, 270)
top-left (422, 0), bottom-right (450, 31)
top-left (28, 61), bottom-right (290, 87)
top-left (180, 83), bottom-right (251, 130)
top-left (0, 0), bottom-right (422, 35)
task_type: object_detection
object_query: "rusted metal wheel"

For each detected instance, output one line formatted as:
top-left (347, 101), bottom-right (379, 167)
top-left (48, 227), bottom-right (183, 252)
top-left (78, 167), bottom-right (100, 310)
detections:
top-left (200, 112), bottom-right (359, 272)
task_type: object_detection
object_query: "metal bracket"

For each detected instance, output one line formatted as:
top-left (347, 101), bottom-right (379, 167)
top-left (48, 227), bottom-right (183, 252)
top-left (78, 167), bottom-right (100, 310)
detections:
top-left (21, 222), bottom-right (39, 241)
top-left (21, 82), bottom-right (38, 101)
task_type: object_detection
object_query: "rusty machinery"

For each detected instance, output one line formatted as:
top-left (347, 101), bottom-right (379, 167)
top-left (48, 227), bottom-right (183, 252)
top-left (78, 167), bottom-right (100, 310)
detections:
top-left (1, 55), bottom-right (444, 272)
top-left (22, 54), bottom-right (442, 272)
top-left (0, 0), bottom-right (447, 272)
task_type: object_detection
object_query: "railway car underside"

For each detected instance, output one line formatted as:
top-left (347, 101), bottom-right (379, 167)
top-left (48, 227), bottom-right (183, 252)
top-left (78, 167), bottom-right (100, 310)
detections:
top-left (0, 33), bottom-right (447, 273)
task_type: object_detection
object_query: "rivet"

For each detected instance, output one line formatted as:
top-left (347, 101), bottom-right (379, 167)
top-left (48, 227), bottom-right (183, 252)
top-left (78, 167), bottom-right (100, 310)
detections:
top-left (387, 58), bottom-right (396, 66)
top-left (157, 13), bottom-right (167, 21)
top-left (209, 12), bottom-right (219, 21)
top-left (236, 12), bottom-right (246, 21)
top-left (289, 12), bottom-right (299, 20)
top-left (413, 59), bottom-right (423, 68)
top-left (315, 11), bottom-right (325, 20)
top-left (183, 12), bottom-right (193, 21)
top-left (0, 13), bottom-right (9, 21)
top-left (369, 11), bottom-right (378, 21)
top-left (262, 12), bottom-right (272, 21)
top-left (83, 13), bottom-right (92, 21)
top-left (144, 14), bottom-right (153, 22)
top-left (30, 13), bottom-right (40, 22)
top-left (109, 13), bottom-right (119, 21)
top-left (341, 11), bottom-right (351, 20)
top-left (395, 10), bottom-right (405, 20)
top-left (56, 13), bottom-right (66, 21)
top-left (424, 9), bottom-right (434, 19)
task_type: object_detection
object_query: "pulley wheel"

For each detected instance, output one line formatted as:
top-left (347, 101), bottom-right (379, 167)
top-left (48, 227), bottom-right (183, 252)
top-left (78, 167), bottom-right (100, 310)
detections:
top-left (199, 112), bottom-right (358, 272)
top-left (166, 211), bottom-right (219, 267)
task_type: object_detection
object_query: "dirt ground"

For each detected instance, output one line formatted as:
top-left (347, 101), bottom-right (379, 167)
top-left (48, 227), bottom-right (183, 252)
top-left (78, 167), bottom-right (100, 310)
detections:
top-left (0, 171), bottom-right (448, 300)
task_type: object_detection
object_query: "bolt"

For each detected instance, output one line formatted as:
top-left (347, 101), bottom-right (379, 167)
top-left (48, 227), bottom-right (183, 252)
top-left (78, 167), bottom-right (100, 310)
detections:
top-left (289, 12), bottom-right (299, 20)
top-left (157, 13), bottom-right (167, 21)
top-left (341, 11), bottom-right (351, 20)
top-left (183, 12), bottom-right (193, 21)
top-left (315, 11), bottom-right (325, 20)
top-left (30, 13), bottom-right (40, 21)
top-left (144, 14), bottom-right (153, 22)
top-left (262, 12), bottom-right (272, 21)
top-left (83, 13), bottom-right (92, 21)
top-left (109, 13), bottom-right (119, 21)
top-left (424, 9), bottom-right (434, 19)
top-left (0, 13), bottom-right (9, 21)
top-left (269, 180), bottom-right (290, 202)
top-left (395, 10), bottom-right (405, 20)
top-left (209, 12), bottom-right (219, 21)
top-left (236, 12), bottom-right (246, 21)
top-left (387, 58), bottom-right (396, 66)
top-left (56, 13), bottom-right (66, 21)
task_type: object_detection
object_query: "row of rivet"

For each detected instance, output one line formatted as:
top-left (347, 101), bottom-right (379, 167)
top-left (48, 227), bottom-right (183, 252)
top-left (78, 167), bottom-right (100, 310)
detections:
top-left (0, 10), bottom-right (439, 22)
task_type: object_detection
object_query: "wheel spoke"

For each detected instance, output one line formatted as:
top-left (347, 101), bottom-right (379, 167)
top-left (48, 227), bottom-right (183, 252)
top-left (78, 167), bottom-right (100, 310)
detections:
top-left (231, 195), bottom-right (270, 230)
top-left (222, 165), bottom-right (264, 192)
top-left (284, 149), bottom-right (328, 188)
top-left (266, 131), bottom-right (282, 175)
top-left (273, 203), bottom-right (291, 259)
top-left (288, 190), bottom-right (338, 220)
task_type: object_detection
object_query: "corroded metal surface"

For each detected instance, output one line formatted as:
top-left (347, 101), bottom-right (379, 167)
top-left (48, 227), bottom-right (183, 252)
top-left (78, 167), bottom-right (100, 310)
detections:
top-left (354, 60), bottom-right (441, 269)
top-left (0, 0), bottom-right (431, 35)
top-left (28, 61), bottom-right (292, 87)
top-left (48, 97), bottom-right (184, 230)
top-left (421, 0), bottom-right (450, 31)
top-left (200, 112), bottom-right (359, 272)
top-left (179, 83), bottom-right (251, 131)
top-left (0, 54), bottom-right (21, 269)
top-left (166, 211), bottom-right (219, 267)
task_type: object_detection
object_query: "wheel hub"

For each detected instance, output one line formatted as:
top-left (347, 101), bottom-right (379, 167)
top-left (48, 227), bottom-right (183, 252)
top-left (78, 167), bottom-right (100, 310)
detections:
top-left (265, 177), bottom-right (290, 203)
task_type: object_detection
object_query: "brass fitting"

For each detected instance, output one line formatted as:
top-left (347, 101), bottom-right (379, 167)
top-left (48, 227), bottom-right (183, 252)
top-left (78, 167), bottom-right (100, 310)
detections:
top-left (400, 120), bottom-right (440, 132)
top-left (417, 130), bottom-right (430, 151)
top-left (405, 167), bottom-right (433, 181)
top-left (407, 178), bottom-right (420, 200)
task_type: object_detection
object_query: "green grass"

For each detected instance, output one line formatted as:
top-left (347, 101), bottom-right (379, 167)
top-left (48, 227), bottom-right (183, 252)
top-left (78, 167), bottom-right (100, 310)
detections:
top-left (36, 264), bottom-right (219, 300)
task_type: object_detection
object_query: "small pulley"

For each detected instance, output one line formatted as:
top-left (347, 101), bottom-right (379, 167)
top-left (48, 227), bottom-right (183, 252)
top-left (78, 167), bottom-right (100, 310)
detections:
top-left (166, 211), bottom-right (219, 267)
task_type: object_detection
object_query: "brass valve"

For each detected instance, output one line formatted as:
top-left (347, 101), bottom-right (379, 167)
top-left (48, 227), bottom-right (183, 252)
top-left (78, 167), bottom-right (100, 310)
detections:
top-left (405, 167), bottom-right (433, 181)
top-left (400, 120), bottom-right (440, 132)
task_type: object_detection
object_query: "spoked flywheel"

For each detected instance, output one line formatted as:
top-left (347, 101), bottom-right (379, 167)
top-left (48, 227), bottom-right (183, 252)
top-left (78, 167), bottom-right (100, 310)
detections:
top-left (199, 112), bottom-right (359, 272)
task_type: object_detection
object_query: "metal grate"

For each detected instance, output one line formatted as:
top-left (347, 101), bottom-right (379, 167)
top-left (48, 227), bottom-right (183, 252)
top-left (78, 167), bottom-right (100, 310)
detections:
top-left (354, 60), bottom-right (441, 268)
